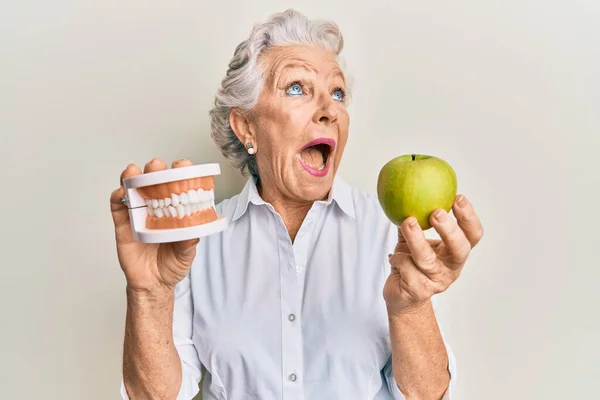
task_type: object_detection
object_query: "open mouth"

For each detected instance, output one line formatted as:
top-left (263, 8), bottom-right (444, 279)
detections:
top-left (299, 138), bottom-right (335, 175)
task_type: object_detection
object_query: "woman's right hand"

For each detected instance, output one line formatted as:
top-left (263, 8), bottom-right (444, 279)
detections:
top-left (109, 158), bottom-right (199, 293)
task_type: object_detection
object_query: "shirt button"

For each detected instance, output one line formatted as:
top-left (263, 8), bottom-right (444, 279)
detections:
top-left (296, 265), bottom-right (302, 273)
top-left (288, 314), bottom-right (296, 322)
top-left (289, 373), bottom-right (297, 382)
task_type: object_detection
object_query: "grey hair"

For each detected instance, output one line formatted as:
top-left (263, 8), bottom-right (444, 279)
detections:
top-left (209, 9), bottom-right (349, 182)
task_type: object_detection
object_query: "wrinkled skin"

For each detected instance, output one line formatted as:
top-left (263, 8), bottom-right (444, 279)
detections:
top-left (229, 44), bottom-right (350, 208)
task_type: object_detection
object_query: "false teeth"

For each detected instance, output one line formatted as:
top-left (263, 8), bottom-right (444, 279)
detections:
top-left (180, 192), bottom-right (189, 205)
top-left (145, 189), bottom-right (217, 217)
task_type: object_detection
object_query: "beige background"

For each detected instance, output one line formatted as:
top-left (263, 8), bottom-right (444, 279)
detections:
top-left (1, 0), bottom-right (598, 399)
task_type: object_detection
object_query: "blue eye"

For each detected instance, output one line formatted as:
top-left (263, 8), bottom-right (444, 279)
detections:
top-left (332, 89), bottom-right (345, 102)
top-left (286, 83), bottom-right (303, 96)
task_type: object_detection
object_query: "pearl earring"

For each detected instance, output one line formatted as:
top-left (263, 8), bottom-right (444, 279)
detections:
top-left (246, 142), bottom-right (255, 155)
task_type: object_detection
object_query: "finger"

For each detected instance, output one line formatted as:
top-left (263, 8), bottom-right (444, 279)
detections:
top-left (110, 163), bottom-right (142, 228)
top-left (395, 226), bottom-right (408, 253)
top-left (390, 252), bottom-right (442, 300)
top-left (395, 235), bottom-right (441, 254)
top-left (429, 209), bottom-right (471, 267)
top-left (120, 162), bottom-right (143, 186)
top-left (452, 195), bottom-right (484, 248)
top-left (399, 217), bottom-right (440, 275)
top-left (173, 238), bottom-right (200, 254)
top-left (144, 158), bottom-right (168, 173)
top-left (172, 158), bottom-right (193, 168)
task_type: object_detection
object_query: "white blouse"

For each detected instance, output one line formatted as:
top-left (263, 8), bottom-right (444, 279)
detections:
top-left (120, 176), bottom-right (456, 399)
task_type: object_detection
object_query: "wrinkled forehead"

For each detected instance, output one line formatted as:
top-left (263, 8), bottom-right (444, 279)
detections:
top-left (259, 44), bottom-right (345, 86)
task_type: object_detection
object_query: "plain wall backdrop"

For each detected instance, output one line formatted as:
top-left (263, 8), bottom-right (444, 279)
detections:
top-left (1, 0), bottom-right (598, 399)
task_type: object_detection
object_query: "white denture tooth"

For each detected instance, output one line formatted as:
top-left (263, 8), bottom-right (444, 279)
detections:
top-left (203, 201), bottom-right (211, 210)
top-left (147, 206), bottom-right (155, 216)
top-left (176, 204), bottom-right (185, 219)
top-left (152, 199), bottom-right (159, 208)
top-left (162, 207), bottom-right (171, 218)
top-left (180, 192), bottom-right (189, 205)
top-left (196, 188), bottom-right (205, 202)
top-left (207, 189), bottom-right (215, 200)
top-left (164, 197), bottom-right (171, 207)
top-left (171, 193), bottom-right (180, 206)
top-left (158, 199), bottom-right (164, 208)
top-left (146, 199), bottom-right (152, 208)
top-left (190, 203), bottom-right (197, 213)
top-left (168, 205), bottom-right (177, 218)
top-left (184, 204), bottom-right (191, 216)
top-left (154, 207), bottom-right (164, 218)
top-left (188, 189), bottom-right (199, 203)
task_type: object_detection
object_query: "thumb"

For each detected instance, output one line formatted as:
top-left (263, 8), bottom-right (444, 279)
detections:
top-left (172, 238), bottom-right (200, 262)
top-left (395, 226), bottom-right (410, 253)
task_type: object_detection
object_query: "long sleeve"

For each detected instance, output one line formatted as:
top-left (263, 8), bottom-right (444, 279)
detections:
top-left (120, 274), bottom-right (203, 399)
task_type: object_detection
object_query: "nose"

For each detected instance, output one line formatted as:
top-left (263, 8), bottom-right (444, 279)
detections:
top-left (312, 93), bottom-right (338, 126)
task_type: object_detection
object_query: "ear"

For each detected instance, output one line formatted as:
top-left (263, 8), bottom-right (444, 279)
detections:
top-left (229, 108), bottom-right (256, 151)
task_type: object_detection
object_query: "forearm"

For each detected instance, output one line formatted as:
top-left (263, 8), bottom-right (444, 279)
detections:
top-left (387, 300), bottom-right (450, 400)
top-left (123, 287), bottom-right (182, 400)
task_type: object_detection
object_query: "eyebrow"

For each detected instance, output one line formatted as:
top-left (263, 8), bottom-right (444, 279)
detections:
top-left (328, 66), bottom-right (345, 83)
top-left (275, 61), bottom-right (346, 85)
top-left (277, 61), bottom-right (317, 76)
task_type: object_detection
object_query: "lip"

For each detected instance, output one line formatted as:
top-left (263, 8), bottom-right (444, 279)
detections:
top-left (300, 137), bottom-right (336, 152)
top-left (297, 137), bottom-right (335, 177)
top-left (298, 156), bottom-right (330, 177)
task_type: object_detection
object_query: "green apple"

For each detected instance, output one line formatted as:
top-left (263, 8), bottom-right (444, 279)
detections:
top-left (377, 154), bottom-right (458, 230)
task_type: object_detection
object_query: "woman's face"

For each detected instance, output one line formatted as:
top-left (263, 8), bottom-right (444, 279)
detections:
top-left (233, 44), bottom-right (350, 204)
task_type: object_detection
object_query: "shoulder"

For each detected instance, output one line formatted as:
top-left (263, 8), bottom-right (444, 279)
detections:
top-left (214, 193), bottom-right (240, 218)
top-left (337, 177), bottom-right (397, 248)
top-left (339, 177), bottom-right (390, 226)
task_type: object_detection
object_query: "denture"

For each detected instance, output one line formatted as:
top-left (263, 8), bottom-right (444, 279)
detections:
top-left (121, 163), bottom-right (229, 244)
top-left (136, 176), bottom-right (218, 229)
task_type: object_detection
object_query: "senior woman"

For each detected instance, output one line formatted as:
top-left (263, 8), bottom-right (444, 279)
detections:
top-left (110, 9), bottom-right (483, 400)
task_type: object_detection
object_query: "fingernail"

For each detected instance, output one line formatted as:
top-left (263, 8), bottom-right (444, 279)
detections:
top-left (408, 217), bottom-right (418, 228)
top-left (456, 195), bottom-right (466, 207)
top-left (434, 209), bottom-right (447, 222)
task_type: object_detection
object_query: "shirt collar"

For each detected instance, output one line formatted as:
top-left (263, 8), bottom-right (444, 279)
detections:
top-left (231, 175), bottom-right (356, 221)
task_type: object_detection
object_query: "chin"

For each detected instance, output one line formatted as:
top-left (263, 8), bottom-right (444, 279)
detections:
top-left (302, 179), bottom-right (333, 201)
top-left (292, 168), bottom-right (336, 202)
top-left (292, 144), bottom-right (339, 200)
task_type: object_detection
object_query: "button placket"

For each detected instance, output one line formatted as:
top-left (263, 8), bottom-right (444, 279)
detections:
top-left (278, 217), bottom-right (304, 398)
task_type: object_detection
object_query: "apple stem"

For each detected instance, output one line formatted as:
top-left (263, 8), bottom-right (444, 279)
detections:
top-left (411, 154), bottom-right (416, 161)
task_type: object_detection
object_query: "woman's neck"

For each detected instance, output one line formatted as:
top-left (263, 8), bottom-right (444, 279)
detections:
top-left (257, 182), bottom-right (312, 243)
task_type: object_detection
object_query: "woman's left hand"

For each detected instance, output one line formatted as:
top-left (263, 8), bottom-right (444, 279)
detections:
top-left (383, 194), bottom-right (484, 315)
